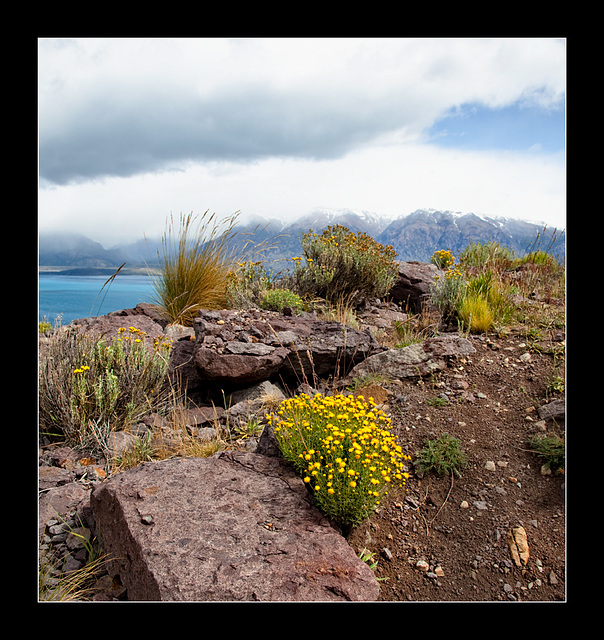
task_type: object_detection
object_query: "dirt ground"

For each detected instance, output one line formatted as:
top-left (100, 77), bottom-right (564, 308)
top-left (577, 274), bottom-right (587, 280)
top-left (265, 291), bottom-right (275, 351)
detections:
top-left (345, 323), bottom-right (566, 602)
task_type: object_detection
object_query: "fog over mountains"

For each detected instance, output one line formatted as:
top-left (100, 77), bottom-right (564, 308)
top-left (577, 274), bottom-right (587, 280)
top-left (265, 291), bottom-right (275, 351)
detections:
top-left (39, 208), bottom-right (566, 272)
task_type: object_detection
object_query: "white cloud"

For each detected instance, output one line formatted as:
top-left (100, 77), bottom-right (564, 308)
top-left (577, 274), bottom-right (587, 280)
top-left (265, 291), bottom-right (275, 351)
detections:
top-left (38, 37), bottom-right (566, 243)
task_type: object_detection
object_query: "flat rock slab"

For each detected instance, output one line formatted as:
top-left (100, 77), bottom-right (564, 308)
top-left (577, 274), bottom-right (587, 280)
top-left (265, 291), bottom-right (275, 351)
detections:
top-left (349, 335), bottom-right (475, 380)
top-left (90, 451), bottom-right (379, 602)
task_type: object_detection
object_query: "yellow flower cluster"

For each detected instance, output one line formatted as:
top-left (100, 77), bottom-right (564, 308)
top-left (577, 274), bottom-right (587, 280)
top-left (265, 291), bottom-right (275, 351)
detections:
top-left (444, 266), bottom-right (464, 280)
top-left (116, 326), bottom-right (172, 351)
top-left (268, 393), bottom-right (410, 527)
top-left (73, 365), bottom-right (90, 374)
top-left (431, 249), bottom-right (456, 270)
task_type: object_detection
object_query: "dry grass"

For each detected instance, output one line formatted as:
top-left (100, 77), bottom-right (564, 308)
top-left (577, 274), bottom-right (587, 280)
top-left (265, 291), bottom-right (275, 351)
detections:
top-left (150, 211), bottom-right (241, 326)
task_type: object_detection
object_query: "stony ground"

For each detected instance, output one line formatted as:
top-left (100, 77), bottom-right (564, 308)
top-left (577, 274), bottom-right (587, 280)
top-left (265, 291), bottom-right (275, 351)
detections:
top-left (39, 295), bottom-right (566, 602)
top-left (346, 322), bottom-right (566, 602)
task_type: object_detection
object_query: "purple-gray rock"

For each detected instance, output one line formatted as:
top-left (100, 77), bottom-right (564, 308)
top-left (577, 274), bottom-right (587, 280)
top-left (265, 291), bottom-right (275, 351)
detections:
top-left (90, 451), bottom-right (380, 601)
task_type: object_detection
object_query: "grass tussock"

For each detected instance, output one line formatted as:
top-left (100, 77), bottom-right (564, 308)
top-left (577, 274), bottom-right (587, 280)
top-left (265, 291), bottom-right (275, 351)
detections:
top-left (150, 211), bottom-right (241, 326)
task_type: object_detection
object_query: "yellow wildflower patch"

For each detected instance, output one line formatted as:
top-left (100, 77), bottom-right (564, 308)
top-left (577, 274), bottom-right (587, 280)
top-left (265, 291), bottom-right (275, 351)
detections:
top-left (268, 393), bottom-right (411, 528)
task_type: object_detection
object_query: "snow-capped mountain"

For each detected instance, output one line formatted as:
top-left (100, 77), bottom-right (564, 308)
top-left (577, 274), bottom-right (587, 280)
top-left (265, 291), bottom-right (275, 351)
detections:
top-left (39, 208), bottom-right (565, 270)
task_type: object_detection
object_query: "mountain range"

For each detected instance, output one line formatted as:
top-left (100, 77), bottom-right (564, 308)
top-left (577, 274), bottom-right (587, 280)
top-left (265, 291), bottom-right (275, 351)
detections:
top-left (38, 208), bottom-right (566, 272)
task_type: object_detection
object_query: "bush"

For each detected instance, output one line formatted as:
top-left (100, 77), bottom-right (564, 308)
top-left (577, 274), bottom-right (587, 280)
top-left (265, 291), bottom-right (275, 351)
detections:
top-left (260, 288), bottom-right (303, 313)
top-left (292, 225), bottom-right (398, 305)
top-left (414, 433), bottom-right (468, 478)
top-left (268, 393), bottom-right (410, 528)
top-left (459, 240), bottom-right (516, 272)
top-left (39, 325), bottom-right (172, 455)
top-left (226, 260), bottom-right (275, 309)
top-left (151, 211), bottom-right (240, 326)
top-left (431, 265), bottom-right (467, 322)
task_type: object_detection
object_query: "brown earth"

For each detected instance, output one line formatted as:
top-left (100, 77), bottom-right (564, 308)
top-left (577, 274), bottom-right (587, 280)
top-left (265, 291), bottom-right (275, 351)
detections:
top-left (345, 323), bottom-right (566, 602)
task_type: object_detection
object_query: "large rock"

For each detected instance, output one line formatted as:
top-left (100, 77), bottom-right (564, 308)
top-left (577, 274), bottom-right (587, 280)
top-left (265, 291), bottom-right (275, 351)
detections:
top-left (389, 261), bottom-right (442, 313)
top-left (188, 309), bottom-right (380, 387)
top-left (348, 335), bottom-right (475, 380)
top-left (90, 451), bottom-right (380, 601)
top-left (68, 313), bottom-right (165, 350)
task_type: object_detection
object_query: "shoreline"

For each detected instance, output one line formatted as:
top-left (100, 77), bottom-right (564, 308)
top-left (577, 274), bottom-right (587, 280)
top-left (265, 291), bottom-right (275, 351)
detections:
top-left (39, 266), bottom-right (160, 276)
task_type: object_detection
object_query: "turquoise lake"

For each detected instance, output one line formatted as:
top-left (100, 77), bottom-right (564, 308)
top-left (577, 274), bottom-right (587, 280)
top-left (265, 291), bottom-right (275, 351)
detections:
top-left (38, 274), bottom-right (156, 326)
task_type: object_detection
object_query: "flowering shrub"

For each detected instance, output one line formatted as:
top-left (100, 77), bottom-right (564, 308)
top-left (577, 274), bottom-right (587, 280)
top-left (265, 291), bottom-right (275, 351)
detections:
top-left (39, 325), bottom-right (172, 454)
top-left (260, 288), bottom-right (303, 313)
top-left (226, 260), bottom-right (275, 308)
top-left (268, 393), bottom-right (410, 528)
top-left (292, 225), bottom-right (398, 305)
top-left (431, 265), bottom-right (467, 322)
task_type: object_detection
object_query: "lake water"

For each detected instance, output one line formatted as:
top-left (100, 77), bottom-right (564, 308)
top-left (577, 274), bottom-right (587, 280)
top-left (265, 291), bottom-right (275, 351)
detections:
top-left (38, 274), bottom-right (156, 326)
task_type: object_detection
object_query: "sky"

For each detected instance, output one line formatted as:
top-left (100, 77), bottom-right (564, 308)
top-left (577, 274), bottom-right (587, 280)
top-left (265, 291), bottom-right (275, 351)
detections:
top-left (38, 37), bottom-right (566, 247)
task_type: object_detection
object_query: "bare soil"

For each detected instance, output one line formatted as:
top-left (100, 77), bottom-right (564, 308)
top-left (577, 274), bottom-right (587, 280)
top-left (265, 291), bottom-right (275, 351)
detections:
top-left (346, 323), bottom-right (566, 602)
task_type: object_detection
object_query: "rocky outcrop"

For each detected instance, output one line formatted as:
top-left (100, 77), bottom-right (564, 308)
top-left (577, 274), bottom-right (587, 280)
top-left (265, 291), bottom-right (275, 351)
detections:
top-left (172, 309), bottom-right (381, 393)
top-left (348, 335), bottom-right (475, 380)
top-left (90, 451), bottom-right (380, 601)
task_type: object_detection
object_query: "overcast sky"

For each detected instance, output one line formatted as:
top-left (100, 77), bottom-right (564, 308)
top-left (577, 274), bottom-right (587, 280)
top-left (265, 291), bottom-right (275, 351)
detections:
top-left (38, 37), bottom-right (566, 247)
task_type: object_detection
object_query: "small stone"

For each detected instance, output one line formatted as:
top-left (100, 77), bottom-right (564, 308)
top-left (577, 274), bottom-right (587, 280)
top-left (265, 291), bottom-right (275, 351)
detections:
top-left (476, 392), bottom-right (487, 399)
top-left (549, 571), bottom-right (559, 585)
top-left (416, 560), bottom-right (430, 572)
top-left (473, 501), bottom-right (488, 510)
top-left (519, 352), bottom-right (531, 363)
top-left (507, 526), bottom-right (530, 567)
top-left (140, 515), bottom-right (155, 525)
top-left (460, 500), bottom-right (469, 509)
top-left (382, 547), bottom-right (393, 561)
top-left (485, 461), bottom-right (496, 471)
top-left (434, 566), bottom-right (445, 577)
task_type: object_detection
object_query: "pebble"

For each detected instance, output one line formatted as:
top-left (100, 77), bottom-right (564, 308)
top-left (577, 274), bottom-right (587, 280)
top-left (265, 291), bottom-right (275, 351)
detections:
top-left (416, 560), bottom-right (430, 572)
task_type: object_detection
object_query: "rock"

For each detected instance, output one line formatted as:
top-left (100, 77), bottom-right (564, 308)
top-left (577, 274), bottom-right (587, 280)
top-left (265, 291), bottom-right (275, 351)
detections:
top-left (348, 335), bottom-right (475, 380)
top-left (107, 431), bottom-right (140, 457)
top-left (107, 302), bottom-right (171, 329)
top-left (389, 261), bottom-right (442, 313)
top-left (39, 483), bottom-right (91, 540)
top-left (90, 451), bottom-right (380, 601)
top-left (227, 380), bottom-right (286, 406)
top-left (381, 547), bottom-right (393, 561)
top-left (185, 309), bottom-right (379, 388)
top-left (507, 526), bottom-right (530, 567)
top-left (68, 313), bottom-right (165, 350)
top-left (415, 560), bottom-right (430, 572)
top-left (538, 398), bottom-right (565, 423)
top-left (194, 344), bottom-right (290, 386)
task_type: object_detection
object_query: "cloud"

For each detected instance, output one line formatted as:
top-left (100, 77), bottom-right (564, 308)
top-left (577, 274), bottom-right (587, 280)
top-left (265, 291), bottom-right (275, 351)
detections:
top-left (38, 38), bottom-right (565, 186)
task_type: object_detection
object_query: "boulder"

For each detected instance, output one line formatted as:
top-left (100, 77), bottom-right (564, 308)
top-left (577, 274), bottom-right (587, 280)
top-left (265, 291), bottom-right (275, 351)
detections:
top-left (389, 261), bottom-right (442, 313)
top-left (348, 335), bottom-right (475, 380)
top-left (108, 302), bottom-right (171, 329)
top-left (68, 313), bottom-right (165, 350)
top-left (90, 451), bottom-right (380, 601)
top-left (185, 309), bottom-right (380, 388)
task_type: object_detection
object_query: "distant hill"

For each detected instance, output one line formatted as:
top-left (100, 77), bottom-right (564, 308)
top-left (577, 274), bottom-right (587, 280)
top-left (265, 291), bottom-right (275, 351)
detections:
top-left (38, 233), bottom-right (127, 269)
top-left (39, 208), bottom-right (565, 272)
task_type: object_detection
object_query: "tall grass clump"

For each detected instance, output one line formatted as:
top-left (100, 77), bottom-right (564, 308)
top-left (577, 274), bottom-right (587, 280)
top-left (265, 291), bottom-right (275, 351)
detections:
top-left (459, 240), bottom-right (516, 273)
top-left (268, 393), bottom-right (410, 529)
top-left (39, 325), bottom-right (172, 455)
top-left (431, 248), bottom-right (515, 333)
top-left (150, 211), bottom-right (240, 326)
top-left (291, 225), bottom-right (398, 307)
